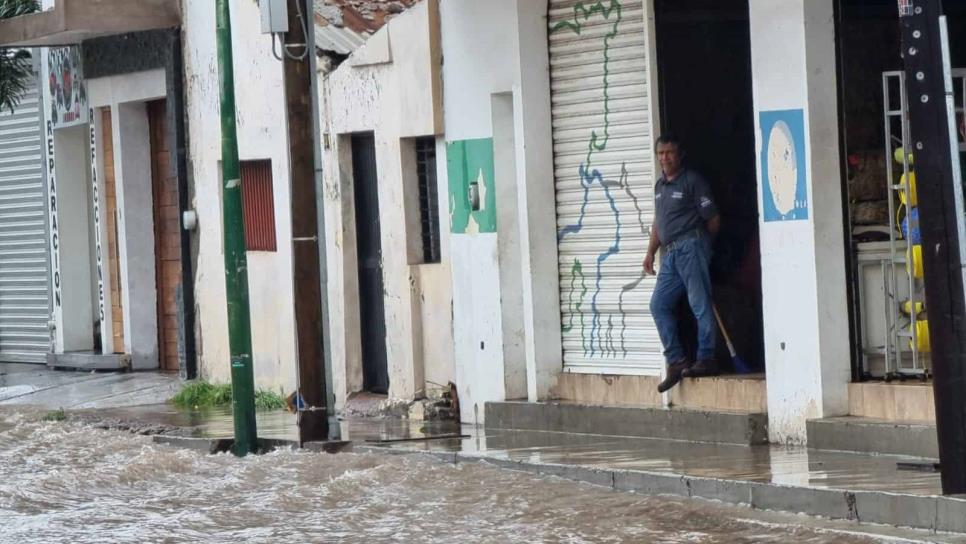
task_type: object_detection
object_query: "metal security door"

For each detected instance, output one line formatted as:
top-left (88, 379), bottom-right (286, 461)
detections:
top-left (352, 133), bottom-right (389, 393)
top-left (0, 74), bottom-right (52, 363)
top-left (549, 0), bottom-right (662, 375)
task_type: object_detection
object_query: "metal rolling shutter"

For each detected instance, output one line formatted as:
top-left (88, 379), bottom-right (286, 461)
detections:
top-left (0, 77), bottom-right (52, 363)
top-left (549, 0), bottom-right (661, 374)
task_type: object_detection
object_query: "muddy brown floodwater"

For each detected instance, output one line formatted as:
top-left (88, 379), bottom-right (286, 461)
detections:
top-left (0, 409), bottom-right (923, 543)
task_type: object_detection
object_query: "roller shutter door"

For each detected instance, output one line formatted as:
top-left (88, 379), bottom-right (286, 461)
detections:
top-left (0, 76), bottom-right (52, 363)
top-left (549, 0), bottom-right (661, 374)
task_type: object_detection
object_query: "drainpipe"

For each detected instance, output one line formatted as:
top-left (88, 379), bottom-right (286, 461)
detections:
top-left (215, 0), bottom-right (258, 456)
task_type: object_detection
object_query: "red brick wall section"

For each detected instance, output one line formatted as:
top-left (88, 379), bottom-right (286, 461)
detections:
top-left (148, 101), bottom-right (183, 373)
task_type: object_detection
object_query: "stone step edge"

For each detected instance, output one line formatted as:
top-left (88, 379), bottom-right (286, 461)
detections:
top-left (358, 445), bottom-right (966, 535)
top-left (806, 417), bottom-right (939, 459)
top-left (486, 401), bottom-right (768, 445)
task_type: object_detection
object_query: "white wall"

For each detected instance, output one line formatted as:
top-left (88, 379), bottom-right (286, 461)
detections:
top-left (440, 0), bottom-right (517, 425)
top-left (183, 0), bottom-right (297, 392)
top-left (440, 0), bottom-right (561, 423)
top-left (749, 0), bottom-right (850, 443)
top-left (321, 0), bottom-right (453, 408)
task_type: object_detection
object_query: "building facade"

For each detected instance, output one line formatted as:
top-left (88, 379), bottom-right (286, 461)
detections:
top-left (5, 0), bottom-right (962, 452)
top-left (175, 0), bottom-right (966, 444)
top-left (320, 0), bottom-right (454, 409)
top-left (0, 0), bottom-right (191, 375)
top-left (430, 0), bottom-right (965, 445)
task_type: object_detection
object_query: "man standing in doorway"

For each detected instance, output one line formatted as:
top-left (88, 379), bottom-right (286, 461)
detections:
top-left (644, 135), bottom-right (721, 393)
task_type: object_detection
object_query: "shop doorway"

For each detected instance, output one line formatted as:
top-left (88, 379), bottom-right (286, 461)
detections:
top-left (836, 0), bottom-right (966, 382)
top-left (351, 133), bottom-right (389, 394)
top-left (654, 0), bottom-right (764, 373)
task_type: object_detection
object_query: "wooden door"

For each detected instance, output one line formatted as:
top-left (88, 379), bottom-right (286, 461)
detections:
top-left (101, 108), bottom-right (125, 354)
top-left (148, 101), bottom-right (182, 373)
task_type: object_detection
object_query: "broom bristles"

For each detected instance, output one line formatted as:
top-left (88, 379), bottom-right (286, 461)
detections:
top-left (732, 355), bottom-right (753, 374)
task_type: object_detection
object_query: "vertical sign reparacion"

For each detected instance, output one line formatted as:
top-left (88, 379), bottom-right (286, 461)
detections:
top-left (89, 110), bottom-right (106, 340)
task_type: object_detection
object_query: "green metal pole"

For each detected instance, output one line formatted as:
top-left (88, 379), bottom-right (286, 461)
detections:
top-left (216, 0), bottom-right (257, 456)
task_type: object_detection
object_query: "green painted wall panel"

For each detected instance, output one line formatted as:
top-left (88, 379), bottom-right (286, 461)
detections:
top-left (447, 138), bottom-right (497, 234)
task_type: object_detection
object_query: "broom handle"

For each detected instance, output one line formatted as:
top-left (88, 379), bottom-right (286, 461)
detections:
top-left (712, 304), bottom-right (738, 357)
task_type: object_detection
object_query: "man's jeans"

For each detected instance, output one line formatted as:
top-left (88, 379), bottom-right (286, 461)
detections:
top-left (649, 236), bottom-right (716, 365)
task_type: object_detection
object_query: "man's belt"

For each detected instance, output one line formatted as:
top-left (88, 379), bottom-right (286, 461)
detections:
top-left (662, 228), bottom-right (704, 252)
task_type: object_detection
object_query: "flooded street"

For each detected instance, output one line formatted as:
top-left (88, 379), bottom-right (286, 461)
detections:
top-left (0, 409), bottom-right (939, 544)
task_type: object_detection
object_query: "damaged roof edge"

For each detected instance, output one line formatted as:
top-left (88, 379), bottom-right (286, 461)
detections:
top-left (313, 0), bottom-right (420, 56)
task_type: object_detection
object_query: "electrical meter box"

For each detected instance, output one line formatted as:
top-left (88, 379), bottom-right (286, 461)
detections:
top-left (260, 0), bottom-right (289, 34)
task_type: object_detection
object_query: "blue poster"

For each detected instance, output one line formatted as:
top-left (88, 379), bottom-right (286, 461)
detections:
top-left (760, 109), bottom-right (808, 222)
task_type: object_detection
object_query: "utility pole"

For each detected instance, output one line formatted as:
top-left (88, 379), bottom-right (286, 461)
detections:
top-left (897, 0), bottom-right (966, 494)
top-left (283, 0), bottom-right (329, 444)
top-left (216, 0), bottom-right (258, 456)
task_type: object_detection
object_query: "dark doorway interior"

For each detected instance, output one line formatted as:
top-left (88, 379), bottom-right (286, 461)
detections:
top-left (654, 0), bottom-right (764, 373)
top-left (351, 133), bottom-right (390, 394)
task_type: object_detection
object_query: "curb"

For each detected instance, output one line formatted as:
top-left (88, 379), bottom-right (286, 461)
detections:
top-left (152, 435), bottom-right (298, 454)
top-left (355, 444), bottom-right (966, 535)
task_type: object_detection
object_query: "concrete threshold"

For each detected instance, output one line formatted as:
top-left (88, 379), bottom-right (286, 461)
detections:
top-left (47, 352), bottom-right (131, 371)
top-left (359, 443), bottom-right (966, 535)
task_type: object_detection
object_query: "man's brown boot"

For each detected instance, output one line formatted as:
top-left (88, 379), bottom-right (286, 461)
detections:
top-left (657, 359), bottom-right (690, 393)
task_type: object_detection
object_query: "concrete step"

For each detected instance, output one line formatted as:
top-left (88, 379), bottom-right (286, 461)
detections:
top-left (848, 381), bottom-right (935, 423)
top-left (807, 416), bottom-right (938, 459)
top-left (46, 352), bottom-right (131, 371)
top-left (553, 373), bottom-right (768, 413)
top-left (485, 401), bottom-right (768, 446)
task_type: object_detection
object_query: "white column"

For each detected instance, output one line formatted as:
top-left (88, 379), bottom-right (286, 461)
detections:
top-left (89, 110), bottom-right (112, 354)
top-left (750, 0), bottom-right (851, 443)
top-left (114, 102), bottom-right (160, 370)
top-left (51, 125), bottom-right (95, 352)
top-left (515, 0), bottom-right (563, 401)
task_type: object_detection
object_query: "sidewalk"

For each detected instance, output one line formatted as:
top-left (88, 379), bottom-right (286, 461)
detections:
top-left (365, 427), bottom-right (965, 534)
top-left (0, 363), bottom-right (180, 409)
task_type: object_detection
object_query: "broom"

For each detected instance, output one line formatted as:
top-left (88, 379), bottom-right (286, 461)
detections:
top-left (713, 304), bottom-right (753, 374)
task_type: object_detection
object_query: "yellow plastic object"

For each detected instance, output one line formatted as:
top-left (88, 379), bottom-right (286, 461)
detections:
top-left (911, 319), bottom-right (931, 353)
top-left (894, 147), bottom-right (915, 166)
top-left (902, 300), bottom-right (925, 316)
top-left (907, 244), bottom-right (924, 279)
top-left (898, 171), bottom-right (918, 207)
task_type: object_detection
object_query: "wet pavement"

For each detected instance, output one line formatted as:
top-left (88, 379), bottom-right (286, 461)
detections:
top-left (0, 363), bottom-right (180, 409)
top-left (1, 406), bottom-right (962, 544)
top-left (93, 402), bottom-right (942, 497)
top-left (1, 366), bottom-right (964, 540)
